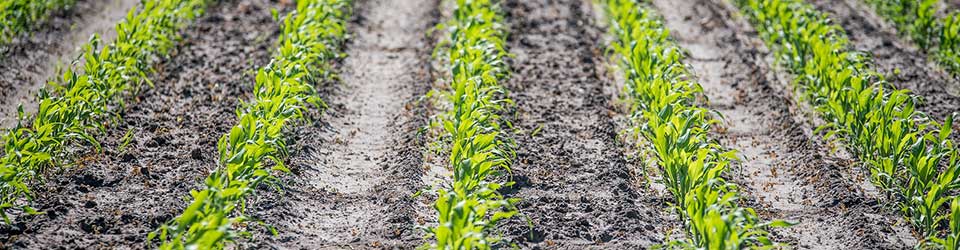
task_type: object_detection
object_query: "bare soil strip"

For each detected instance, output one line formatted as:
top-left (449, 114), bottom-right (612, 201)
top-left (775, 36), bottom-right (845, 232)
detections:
top-left (811, 0), bottom-right (960, 122)
top-left (243, 0), bottom-right (437, 248)
top-left (652, 0), bottom-right (918, 248)
top-left (497, 0), bottom-right (679, 248)
top-left (0, 0), bottom-right (139, 128)
top-left (949, 1), bottom-right (960, 10)
top-left (0, 0), bottom-right (281, 248)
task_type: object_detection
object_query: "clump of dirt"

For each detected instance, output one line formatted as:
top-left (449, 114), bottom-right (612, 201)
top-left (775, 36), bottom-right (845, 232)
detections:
top-left (240, 0), bottom-right (439, 248)
top-left (497, 0), bottom-right (680, 248)
top-left (0, 0), bottom-right (139, 128)
top-left (0, 0), bottom-right (282, 248)
top-left (809, 0), bottom-right (960, 122)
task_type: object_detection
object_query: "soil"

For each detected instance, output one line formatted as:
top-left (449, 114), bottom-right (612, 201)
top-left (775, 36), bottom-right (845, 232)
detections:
top-left (241, 0), bottom-right (438, 248)
top-left (947, 1), bottom-right (960, 14)
top-left (810, 0), bottom-right (960, 123)
top-left (0, 0), bottom-right (956, 249)
top-left (0, 0), bottom-right (139, 128)
top-left (654, 0), bottom-right (918, 248)
top-left (496, 0), bottom-right (681, 248)
top-left (0, 0), bottom-right (282, 248)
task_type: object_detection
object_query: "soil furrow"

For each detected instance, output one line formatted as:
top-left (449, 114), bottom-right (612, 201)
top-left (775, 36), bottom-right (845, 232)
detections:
top-left (0, 0), bottom-right (281, 248)
top-left (811, 0), bottom-right (960, 122)
top-left (0, 0), bottom-right (139, 128)
top-left (243, 0), bottom-right (437, 248)
top-left (653, 0), bottom-right (918, 248)
top-left (498, 0), bottom-right (679, 248)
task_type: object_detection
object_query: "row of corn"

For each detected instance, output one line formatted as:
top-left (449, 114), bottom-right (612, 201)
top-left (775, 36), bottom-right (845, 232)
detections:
top-left (600, 0), bottom-right (790, 248)
top-left (0, 0), bottom-right (205, 223)
top-left (0, 0), bottom-right (74, 45)
top-left (863, 0), bottom-right (960, 77)
top-left (425, 0), bottom-right (518, 248)
top-left (734, 0), bottom-right (960, 247)
top-left (148, 0), bottom-right (351, 249)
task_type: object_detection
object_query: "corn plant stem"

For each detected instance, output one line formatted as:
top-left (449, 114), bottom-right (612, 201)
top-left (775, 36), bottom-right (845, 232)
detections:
top-left (426, 0), bottom-right (518, 249)
top-left (0, 0), bottom-right (206, 223)
top-left (150, 0), bottom-right (350, 249)
top-left (733, 0), bottom-right (960, 245)
top-left (0, 0), bottom-right (74, 46)
top-left (600, 0), bottom-right (787, 249)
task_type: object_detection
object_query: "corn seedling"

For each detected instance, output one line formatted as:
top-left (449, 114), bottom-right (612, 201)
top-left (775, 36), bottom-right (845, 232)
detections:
top-left (601, 0), bottom-right (789, 249)
top-left (940, 11), bottom-right (960, 76)
top-left (149, 0), bottom-right (350, 249)
top-left (733, 0), bottom-right (960, 246)
top-left (425, 0), bottom-right (518, 249)
top-left (0, 0), bottom-right (205, 224)
top-left (0, 0), bottom-right (74, 45)
top-left (864, 0), bottom-right (939, 49)
top-left (865, 0), bottom-right (960, 77)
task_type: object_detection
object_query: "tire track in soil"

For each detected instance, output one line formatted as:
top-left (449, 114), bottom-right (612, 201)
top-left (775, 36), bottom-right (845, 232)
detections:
top-left (243, 0), bottom-right (437, 248)
top-left (0, 0), bottom-right (281, 248)
top-left (655, 0), bottom-right (918, 248)
top-left (811, 0), bottom-right (960, 122)
top-left (0, 0), bottom-right (140, 128)
top-left (498, 0), bottom-right (679, 248)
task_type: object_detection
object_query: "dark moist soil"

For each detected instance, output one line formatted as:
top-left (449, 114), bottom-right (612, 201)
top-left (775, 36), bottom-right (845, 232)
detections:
top-left (810, 0), bottom-right (960, 123)
top-left (655, 0), bottom-right (918, 249)
top-left (497, 0), bottom-right (681, 248)
top-left (0, 0), bottom-right (139, 128)
top-left (0, 0), bottom-right (282, 248)
top-left (240, 0), bottom-right (438, 248)
top-left (946, 1), bottom-right (960, 14)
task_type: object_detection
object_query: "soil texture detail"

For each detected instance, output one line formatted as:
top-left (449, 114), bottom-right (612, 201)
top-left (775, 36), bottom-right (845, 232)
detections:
top-left (243, 0), bottom-right (438, 248)
top-left (0, 0), bottom-right (140, 128)
top-left (0, 0), bottom-right (281, 248)
top-left (655, 0), bottom-right (918, 248)
top-left (811, 0), bottom-right (960, 123)
top-left (498, 0), bottom-right (680, 248)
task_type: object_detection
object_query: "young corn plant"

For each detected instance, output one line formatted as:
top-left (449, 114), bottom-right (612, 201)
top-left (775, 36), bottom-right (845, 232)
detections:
top-left (0, 0), bottom-right (74, 45)
top-left (928, 198), bottom-right (960, 249)
top-left (149, 0), bottom-right (350, 249)
top-left (864, 0), bottom-right (939, 50)
top-left (425, 0), bottom-right (518, 249)
top-left (865, 0), bottom-right (960, 77)
top-left (602, 0), bottom-right (788, 248)
top-left (0, 0), bottom-right (205, 223)
top-left (940, 11), bottom-right (960, 76)
top-left (734, 0), bottom-right (960, 246)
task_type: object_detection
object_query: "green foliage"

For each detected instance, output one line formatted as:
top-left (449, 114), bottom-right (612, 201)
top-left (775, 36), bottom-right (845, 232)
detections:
top-left (149, 0), bottom-right (350, 249)
top-left (425, 0), bottom-right (517, 249)
top-left (865, 0), bottom-right (960, 77)
top-left (602, 0), bottom-right (788, 249)
top-left (734, 0), bottom-right (960, 245)
top-left (928, 198), bottom-right (960, 249)
top-left (0, 0), bottom-right (205, 224)
top-left (0, 0), bottom-right (74, 45)
top-left (865, 0), bottom-right (939, 49)
top-left (940, 11), bottom-right (960, 76)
